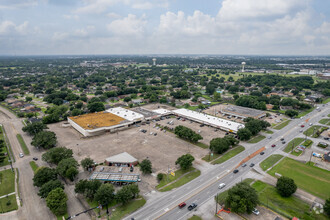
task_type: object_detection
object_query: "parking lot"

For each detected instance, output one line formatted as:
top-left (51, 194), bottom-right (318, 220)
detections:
top-left (47, 120), bottom-right (208, 193)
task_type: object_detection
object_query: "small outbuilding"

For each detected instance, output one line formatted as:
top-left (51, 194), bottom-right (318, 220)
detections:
top-left (105, 152), bottom-right (138, 167)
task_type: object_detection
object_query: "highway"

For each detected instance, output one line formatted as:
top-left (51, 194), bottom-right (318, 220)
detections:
top-left (125, 104), bottom-right (329, 220)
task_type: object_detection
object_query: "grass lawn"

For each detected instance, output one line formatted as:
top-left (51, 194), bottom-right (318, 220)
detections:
top-left (259, 154), bottom-right (283, 171)
top-left (264, 130), bottom-right (273, 134)
top-left (273, 120), bottom-right (291, 130)
top-left (283, 138), bottom-right (304, 153)
top-left (188, 215), bottom-right (202, 220)
top-left (268, 157), bottom-right (330, 200)
top-left (160, 169), bottom-right (201, 192)
top-left (252, 180), bottom-right (328, 220)
top-left (0, 127), bottom-right (10, 167)
top-left (319, 118), bottom-right (330, 125)
top-left (29, 161), bottom-right (39, 174)
top-left (194, 142), bottom-right (209, 149)
top-left (247, 135), bottom-right (266, 143)
top-left (322, 97), bottom-right (330, 104)
top-left (215, 178), bottom-right (254, 205)
top-left (156, 167), bottom-right (195, 189)
top-left (0, 194), bottom-right (18, 213)
top-left (303, 125), bottom-right (323, 137)
top-left (212, 146), bottom-right (245, 165)
top-left (110, 197), bottom-right (146, 220)
top-left (297, 107), bottom-right (315, 118)
top-left (16, 134), bottom-right (29, 155)
top-left (56, 213), bottom-right (69, 220)
top-left (0, 169), bottom-right (16, 197)
top-left (202, 153), bottom-right (220, 162)
top-left (290, 139), bottom-right (313, 156)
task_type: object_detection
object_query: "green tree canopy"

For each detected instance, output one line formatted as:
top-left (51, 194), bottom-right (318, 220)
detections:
top-left (94, 183), bottom-right (115, 206)
top-left (140, 159), bottom-right (152, 174)
top-left (33, 167), bottom-right (58, 187)
top-left (75, 179), bottom-right (102, 200)
top-left (324, 198), bottom-right (330, 217)
top-left (87, 102), bottom-right (105, 113)
top-left (56, 158), bottom-right (79, 179)
top-left (38, 180), bottom-right (64, 198)
top-left (225, 182), bottom-right (259, 214)
top-left (31, 131), bottom-right (57, 149)
top-left (175, 154), bottom-right (195, 170)
top-left (237, 128), bottom-right (252, 141)
top-left (22, 121), bottom-right (47, 136)
top-left (81, 157), bottom-right (95, 170)
top-left (46, 188), bottom-right (68, 216)
top-left (42, 147), bottom-right (73, 165)
top-left (276, 176), bottom-right (297, 197)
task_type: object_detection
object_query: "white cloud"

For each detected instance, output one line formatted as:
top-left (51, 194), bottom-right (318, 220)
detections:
top-left (107, 14), bottom-right (147, 37)
top-left (132, 2), bottom-right (153, 10)
top-left (74, 0), bottom-right (122, 14)
top-left (218, 0), bottom-right (305, 21)
top-left (0, 20), bottom-right (29, 35)
top-left (74, 26), bottom-right (95, 37)
top-left (0, 0), bottom-right (38, 9)
top-left (63, 14), bottom-right (80, 20)
top-left (107, 12), bottom-right (121, 19)
top-left (52, 32), bottom-right (69, 41)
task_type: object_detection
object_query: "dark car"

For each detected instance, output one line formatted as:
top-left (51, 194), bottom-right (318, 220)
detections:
top-left (233, 169), bottom-right (239, 174)
top-left (188, 203), bottom-right (197, 211)
top-left (260, 152), bottom-right (265, 155)
top-left (178, 202), bottom-right (186, 209)
top-left (250, 163), bottom-right (255, 167)
top-left (282, 141), bottom-right (286, 144)
top-left (324, 137), bottom-right (329, 140)
top-left (280, 138), bottom-right (284, 141)
top-left (33, 157), bottom-right (38, 161)
top-left (241, 163), bottom-right (247, 167)
top-left (271, 144), bottom-right (276, 147)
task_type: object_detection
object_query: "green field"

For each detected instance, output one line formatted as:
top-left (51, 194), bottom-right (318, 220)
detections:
top-left (160, 169), bottom-right (201, 192)
top-left (212, 146), bottom-right (245, 164)
top-left (110, 197), bottom-right (146, 220)
top-left (303, 125), bottom-right (327, 137)
top-left (252, 180), bottom-right (328, 220)
top-left (0, 169), bottom-right (16, 197)
top-left (319, 118), bottom-right (330, 125)
top-left (202, 152), bottom-right (220, 162)
top-left (259, 154), bottom-right (283, 171)
top-left (264, 130), bottom-right (273, 134)
top-left (291, 140), bottom-right (313, 156)
top-left (322, 97), bottom-right (330, 104)
top-left (0, 194), bottom-right (18, 213)
top-left (156, 167), bottom-right (195, 189)
top-left (297, 108), bottom-right (315, 118)
top-left (215, 178), bottom-right (254, 205)
top-left (283, 138), bottom-right (304, 153)
top-left (273, 120), bottom-right (291, 130)
top-left (268, 157), bottom-right (330, 200)
top-left (188, 215), bottom-right (202, 220)
top-left (29, 161), bottom-right (39, 174)
top-left (16, 134), bottom-right (29, 155)
top-left (248, 135), bottom-right (266, 143)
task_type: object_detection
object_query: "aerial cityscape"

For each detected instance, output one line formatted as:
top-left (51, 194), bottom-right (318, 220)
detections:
top-left (0, 1), bottom-right (330, 220)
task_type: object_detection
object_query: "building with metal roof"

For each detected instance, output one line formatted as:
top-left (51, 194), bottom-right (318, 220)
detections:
top-left (105, 152), bottom-right (138, 166)
top-left (221, 105), bottom-right (266, 119)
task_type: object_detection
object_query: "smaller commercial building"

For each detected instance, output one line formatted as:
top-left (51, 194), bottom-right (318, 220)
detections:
top-left (89, 172), bottom-right (140, 183)
top-left (105, 152), bottom-right (138, 167)
top-left (221, 105), bottom-right (266, 119)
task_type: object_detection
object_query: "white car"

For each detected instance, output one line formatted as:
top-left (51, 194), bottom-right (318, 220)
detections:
top-left (19, 153), bottom-right (24, 158)
top-left (218, 183), bottom-right (226, 189)
top-left (252, 208), bottom-right (260, 215)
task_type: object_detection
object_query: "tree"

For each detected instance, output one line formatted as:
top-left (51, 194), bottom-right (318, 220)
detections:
top-left (46, 188), bottom-right (68, 216)
top-left (116, 186), bottom-right (132, 204)
top-left (206, 83), bottom-right (216, 95)
top-left (140, 159), bottom-right (152, 174)
top-left (175, 154), bottom-right (195, 170)
top-left (276, 176), bottom-right (297, 197)
top-left (157, 173), bottom-right (164, 182)
top-left (213, 91), bottom-right (221, 101)
top-left (87, 102), bottom-right (105, 113)
top-left (75, 179), bottom-right (102, 199)
top-left (237, 128), bottom-right (252, 141)
top-left (225, 182), bottom-right (259, 214)
top-left (25, 96), bottom-right (33, 102)
top-left (324, 198), bottom-right (330, 217)
top-left (95, 183), bottom-right (115, 206)
top-left (81, 157), bottom-right (95, 171)
top-left (31, 131), bottom-right (57, 149)
top-left (65, 167), bottom-right (79, 181)
top-left (38, 180), bottom-right (64, 198)
top-left (22, 122), bottom-right (47, 136)
top-left (33, 167), bottom-right (58, 187)
top-left (174, 125), bottom-right (203, 143)
top-left (42, 147), bottom-right (73, 165)
top-left (285, 109), bottom-right (298, 118)
top-left (210, 138), bottom-right (230, 154)
top-left (56, 158), bottom-right (79, 179)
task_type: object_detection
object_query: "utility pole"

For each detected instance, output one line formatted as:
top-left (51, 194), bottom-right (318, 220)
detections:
top-left (291, 140), bottom-right (295, 153)
top-left (309, 151), bottom-right (313, 165)
top-left (167, 165), bottom-right (169, 183)
top-left (215, 194), bottom-right (218, 215)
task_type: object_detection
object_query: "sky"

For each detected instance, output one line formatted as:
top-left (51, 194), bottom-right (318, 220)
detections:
top-left (0, 0), bottom-right (330, 56)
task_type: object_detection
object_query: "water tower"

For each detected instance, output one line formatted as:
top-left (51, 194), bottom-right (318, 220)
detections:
top-left (152, 58), bottom-right (156, 66)
top-left (241, 62), bottom-right (246, 72)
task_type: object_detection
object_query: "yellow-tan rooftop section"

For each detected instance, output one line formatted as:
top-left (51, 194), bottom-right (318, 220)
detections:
top-left (69, 112), bottom-right (126, 130)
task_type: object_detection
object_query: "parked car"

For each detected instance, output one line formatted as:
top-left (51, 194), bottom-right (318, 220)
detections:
top-left (187, 203), bottom-right (197, 211)
top-left (33, 157), bottom-right (38, 161)
top-left (250, 163), bottom-right (255, 167)
top-left (252, 208), bottom-right (260, 215)
top-left (19, 153), bottom-right (24, 158)
top-left (324, 137), bottom-right (329, 140)
top-left (178, 202), bottom-right (186, 209)
top-left (154, 133), bottom-right (157, 136)
top-left (233, 169), bottom-right (239, 174)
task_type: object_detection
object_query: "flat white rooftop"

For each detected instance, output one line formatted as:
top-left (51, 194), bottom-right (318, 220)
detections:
top-left (172, 108), bottom-right (244, 132)
top-left (152, 108), bottom-right (172, 115)
top-left (106, 107), bottom-right (144, 121)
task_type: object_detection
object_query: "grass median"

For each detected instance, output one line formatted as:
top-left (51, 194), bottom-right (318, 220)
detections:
top-left (211, 146), bottom-right (245, 165)
top-left (252, 180), bottom-right (328, 220)
top-left (159, 169), bottom-right (201, 192)
top-left (268, 157), bottom-right (330, 200)
top-left (319, 118), bottom-right (330, 125)
top-left (110, 196), bottom-right (146, 220)
top-left (248, 135), bottom-right (266, 143)
top-left (29, 161), bottom-right (39, 174)
top-left (16, 134), bottom-right (29, 155)
top-left (283, 138), bottom-right (304, 153)
top-left (156, 167), bottom-right (195, 189)
top-left (259, 154), bottom-right (283, 171)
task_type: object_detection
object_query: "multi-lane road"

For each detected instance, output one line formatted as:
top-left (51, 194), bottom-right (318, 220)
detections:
top-left (125, 104), bottom-right (329, 220)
